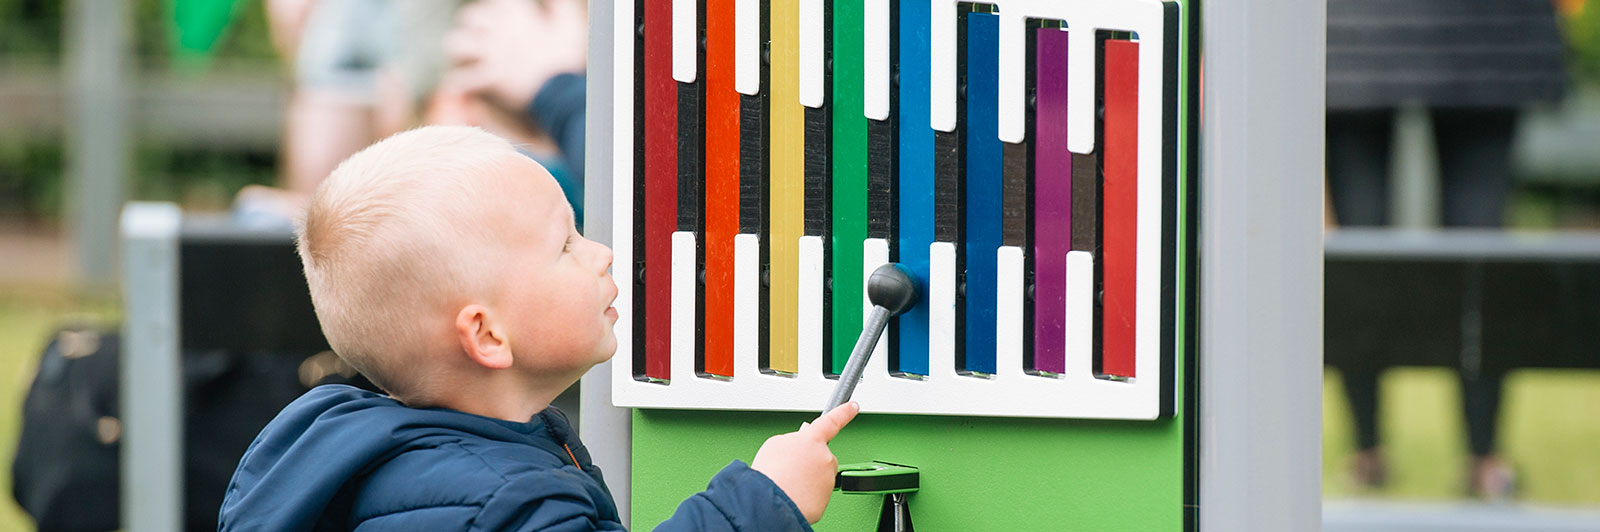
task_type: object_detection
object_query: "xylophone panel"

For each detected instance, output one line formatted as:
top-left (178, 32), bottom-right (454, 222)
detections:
top-left (1100, 36), bottom-right (1138, 379)
top-left (895, 0), bottom-right (933, 377)
top-left (961, 7), bottom-right (1002, 376)
top-left (769, 0), bottom-right (802, 375)
top-left (643, 0), bottom-right (676, 382)
top-left (1033, 24), bottom-right (1070, 375)
top-left (704, 0), bottom-right (738, 378)
top-left (615, 0), bottom-right (1180, 420)
top-left (832, 0), bottom-right (869, 375)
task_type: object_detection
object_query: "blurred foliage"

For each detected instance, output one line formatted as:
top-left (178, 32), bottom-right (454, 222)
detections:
top-left (131, 144), bottom-right (278, 211)
top-left (0, 141), bottom-right (277, 218)
top-left (0, 0), bottom-right (277, 64)
top-left (0, 0), bottom-right (280, 220)
top-left (0, 0), bottom-right (62, 55)
top-left (1566, 1), bottom-right (1600, 85)
top-left (0, 141), bottom-right (64, 219)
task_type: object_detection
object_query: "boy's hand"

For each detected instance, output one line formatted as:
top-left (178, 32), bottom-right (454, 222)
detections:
top-left (751, 402), bottom-right (861, 524)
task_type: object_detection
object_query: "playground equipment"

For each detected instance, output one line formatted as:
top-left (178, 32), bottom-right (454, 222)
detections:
top-left (579, 0), bottom-right (1324, 529)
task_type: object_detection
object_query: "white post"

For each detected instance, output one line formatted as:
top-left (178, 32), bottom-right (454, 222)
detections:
top-left (1199, 0), bottom-right (1326, 529)
top-left (581, 0), bottom-right (633, 525)
top-left (120, 202), bottom-right (184, 532)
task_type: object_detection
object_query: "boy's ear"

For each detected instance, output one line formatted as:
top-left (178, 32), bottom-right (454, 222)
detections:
top-left (455, 304), bottom-right (513, 370)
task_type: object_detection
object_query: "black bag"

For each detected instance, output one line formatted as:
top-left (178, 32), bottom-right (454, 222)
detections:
top-left (12, 327), bottom-right (369, 532)
top-left (12, 327), bottom-right (120, 531)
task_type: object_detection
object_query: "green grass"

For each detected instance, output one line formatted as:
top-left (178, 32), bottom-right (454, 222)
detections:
top-left (1324, 367), bottom-right (1600, 503)
top-left (0, 283), bottom-right (117, 532)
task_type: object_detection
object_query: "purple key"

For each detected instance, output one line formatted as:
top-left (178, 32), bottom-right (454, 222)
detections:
top-left (1033, 27), bottom-right (1070, 375)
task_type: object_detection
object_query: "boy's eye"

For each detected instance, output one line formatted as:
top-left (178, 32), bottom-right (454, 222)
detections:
top-left (563, 234), bottom-right (575, 253)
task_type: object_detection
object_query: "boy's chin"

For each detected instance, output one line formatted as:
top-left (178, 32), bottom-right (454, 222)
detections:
top-left (594, 340), bottom-right (619, 362)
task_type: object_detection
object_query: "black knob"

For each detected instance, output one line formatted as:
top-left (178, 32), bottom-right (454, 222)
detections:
top-left (867, 263), bottom-right (918, 316)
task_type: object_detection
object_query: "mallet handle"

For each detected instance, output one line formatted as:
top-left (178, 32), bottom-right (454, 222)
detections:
top-left (825, 304), bottom-right (893, 412)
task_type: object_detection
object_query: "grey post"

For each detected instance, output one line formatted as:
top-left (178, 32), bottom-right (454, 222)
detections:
top-left (580, 0), bottom-right (632, 525)
top-left (66, 0), bottom-right (131, 287)
top-left (121, 202), bottom-right (184, 532)
top-left (1199, 0), bottom-right (1326, 529)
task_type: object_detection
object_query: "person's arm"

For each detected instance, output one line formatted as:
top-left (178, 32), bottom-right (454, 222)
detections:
top-left (527, 73), bottom-right (587, 223)
top-left (470, 461), bottom-right (805, 532)
top-left (474, 403), bottom-right (856, 531)
top-left (649, 461), bottom-right (812, 532)
top-left (658, 401), bottom-right (860, 529)
top-left (528, 73), bottom-right (586, 180)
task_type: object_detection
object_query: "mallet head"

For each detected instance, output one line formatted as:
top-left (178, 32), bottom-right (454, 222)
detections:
top-left (867, 263), bottom-right (918, 316)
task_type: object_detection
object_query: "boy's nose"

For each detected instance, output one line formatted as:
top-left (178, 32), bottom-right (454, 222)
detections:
top-left (592, 240), bottom-right (614, 273)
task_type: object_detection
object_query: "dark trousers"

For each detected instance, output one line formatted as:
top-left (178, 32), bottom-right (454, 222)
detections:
top-left (1326, 108), bottom-right (1514, 456)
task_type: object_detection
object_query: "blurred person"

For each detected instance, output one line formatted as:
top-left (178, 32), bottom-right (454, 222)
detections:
top-left (1326, 0), bottom-right (1568, 500)
top-left (443, 0), bottom-right (589, 224)
top-left (242, 0), bottom-right (462, 229)
top-left (243, 0), bottom-right (578, 229)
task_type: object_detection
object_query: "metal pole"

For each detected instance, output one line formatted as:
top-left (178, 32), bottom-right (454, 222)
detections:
top-left (121, 202), bottom-right (184, 532)
top-left (580, 0), bottom-right (632, 525)
top-left (1198, 0), bottom-right (1325, 529)
top-left (65, 0), bottom-right (132, 288)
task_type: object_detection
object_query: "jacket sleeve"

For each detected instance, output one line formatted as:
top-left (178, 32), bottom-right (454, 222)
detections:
top-left (650, 461), bottom-right (813, 532)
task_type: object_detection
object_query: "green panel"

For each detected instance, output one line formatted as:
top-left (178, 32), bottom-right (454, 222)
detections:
top-left (632, 410), bottom-right (1184, 530)
top-left (830, 0), bottom-right (867, 374)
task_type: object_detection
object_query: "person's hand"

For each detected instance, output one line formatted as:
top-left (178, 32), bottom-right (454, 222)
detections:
top-left (750, 402), bottom-right (860, 524)
top-left (443, 0), bottom-right (587, 113)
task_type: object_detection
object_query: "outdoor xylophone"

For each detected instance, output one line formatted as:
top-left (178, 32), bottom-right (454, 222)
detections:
top-left (609, 0), bottom-right (1183, 420)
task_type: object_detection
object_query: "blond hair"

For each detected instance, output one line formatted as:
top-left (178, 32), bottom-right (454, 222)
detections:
top-left (297, 126), bottom-right (518, 399)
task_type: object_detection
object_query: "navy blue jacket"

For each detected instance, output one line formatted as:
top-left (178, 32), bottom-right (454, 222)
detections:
top-left (219, 385), bottom-right (811, 531)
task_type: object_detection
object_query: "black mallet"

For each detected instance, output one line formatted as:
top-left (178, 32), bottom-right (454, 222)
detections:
top-left (824, 263), bottom-right (919, 412)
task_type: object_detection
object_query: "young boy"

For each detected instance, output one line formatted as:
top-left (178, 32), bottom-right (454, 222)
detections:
top-left (219, 126), bottom-right (859, 531)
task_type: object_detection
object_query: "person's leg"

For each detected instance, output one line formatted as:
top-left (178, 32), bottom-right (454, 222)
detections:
top-left (1462, 369), bottom-right (1515, 499)
top-left (1433, 108), bottom-right (1518, 498)
top-left (1461, 370), bottom-right (1505, 457)
top-left (1341, 367), bottom-right (1387, 487)
top-left (1433, 109), bottom-right (1516, 228)
top-left (1326, 110), bottom-right (1395, 226)
top-left (1327, 109), bottom-right (1395, 487)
